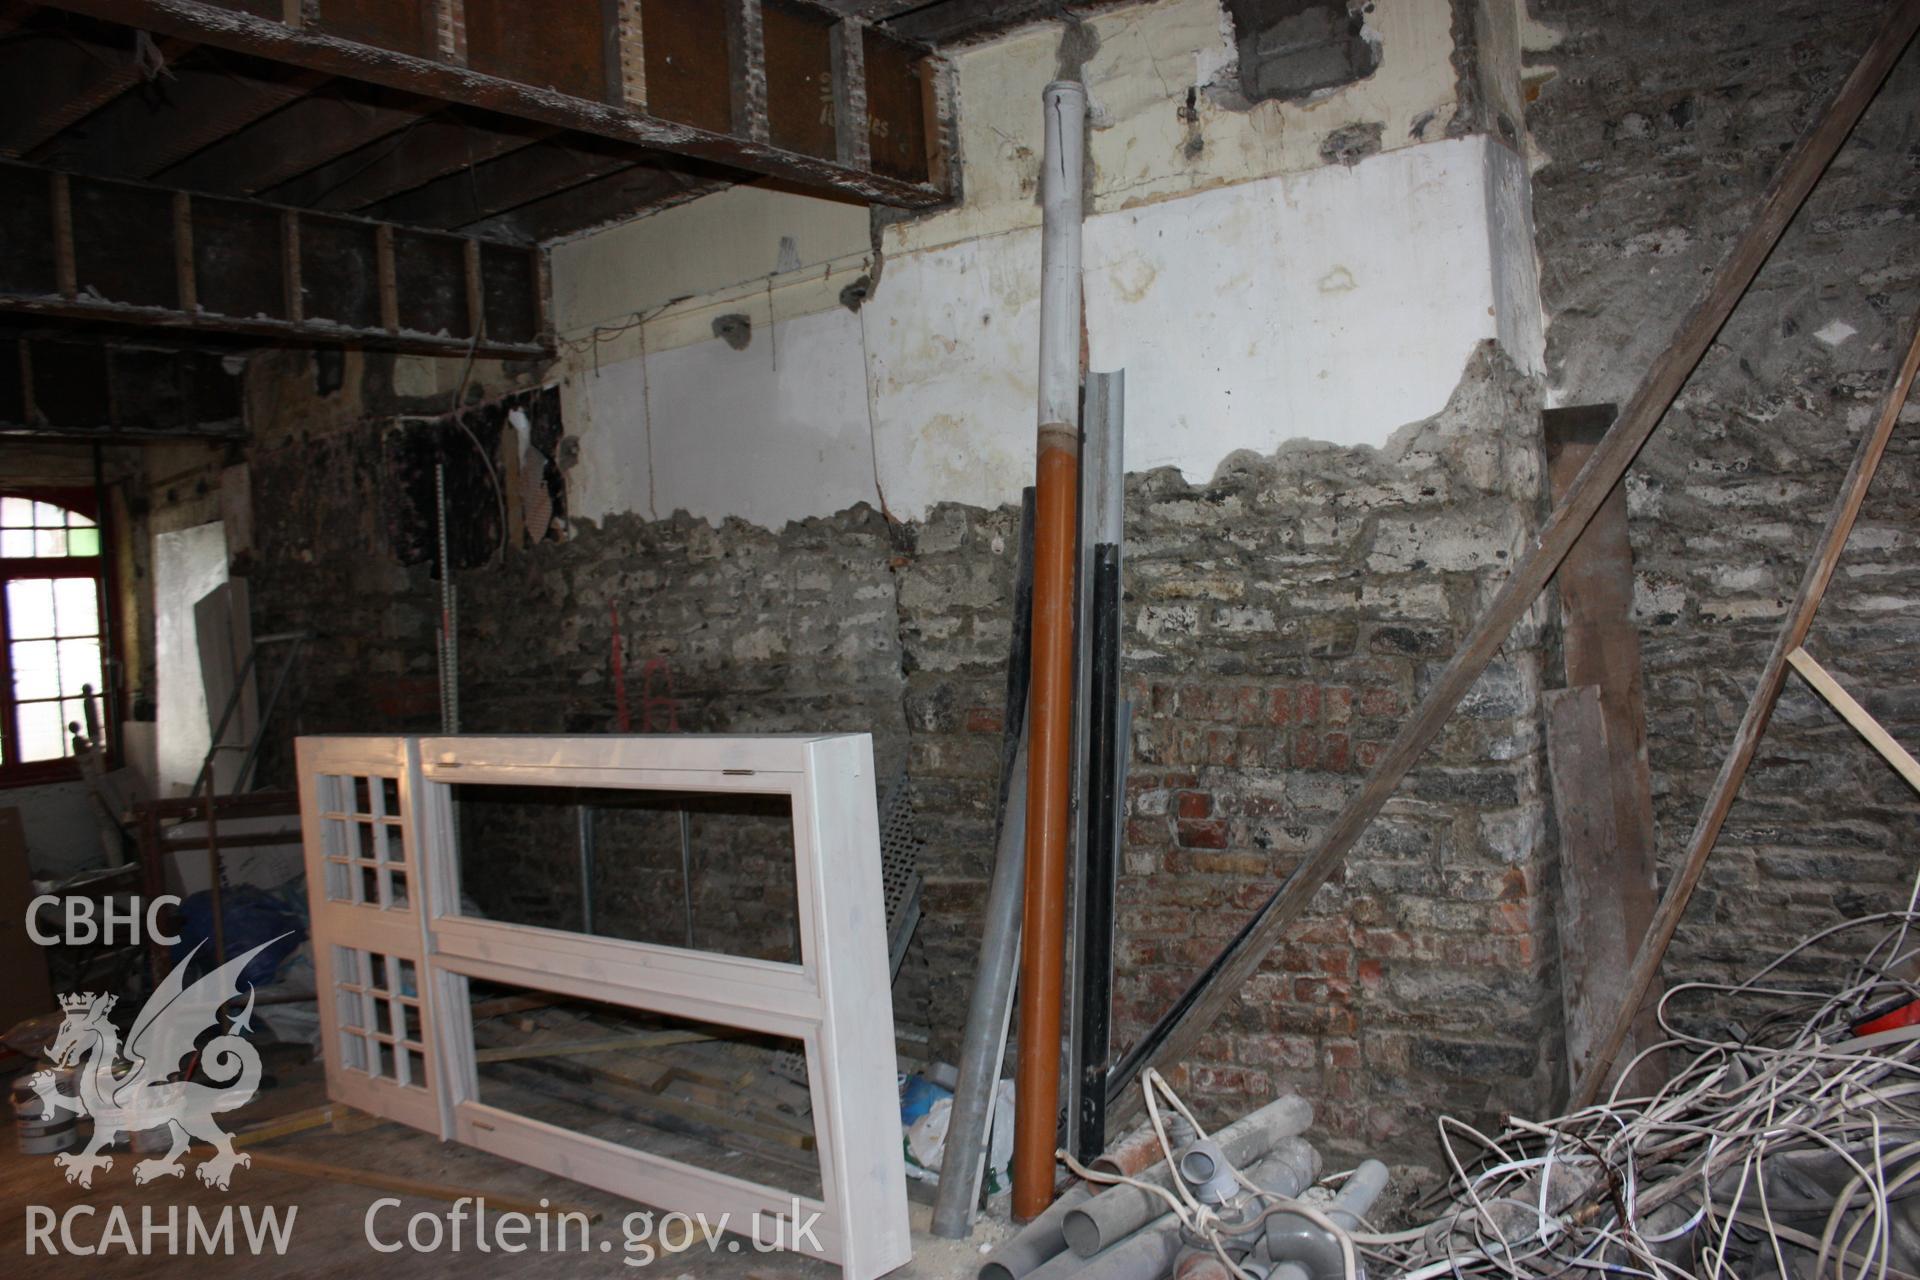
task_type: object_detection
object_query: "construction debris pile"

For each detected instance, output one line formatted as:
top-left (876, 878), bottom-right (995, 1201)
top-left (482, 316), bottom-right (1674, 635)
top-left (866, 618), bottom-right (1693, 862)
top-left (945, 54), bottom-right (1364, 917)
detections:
top-left (1369, 898), bottom-right (1920, 1279)
top-left (982, 1077), bottom-right (1384, 1280)
top-left (987, 894), bottom-right (1920, 1279)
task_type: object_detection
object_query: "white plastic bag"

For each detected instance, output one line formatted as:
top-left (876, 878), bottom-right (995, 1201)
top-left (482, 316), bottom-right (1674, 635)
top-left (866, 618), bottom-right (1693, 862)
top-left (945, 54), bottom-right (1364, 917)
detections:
top-left (902, 1079), bottom-right (1017, 1196)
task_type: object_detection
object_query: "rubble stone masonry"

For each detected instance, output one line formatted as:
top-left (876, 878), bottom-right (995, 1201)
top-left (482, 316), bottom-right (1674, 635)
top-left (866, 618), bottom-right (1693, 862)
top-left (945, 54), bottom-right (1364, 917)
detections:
top-left (1525, 0), bottom-right (1920, 999)
top-left (248, 341), bottom-right (1557, 1166)
top-left (240, 0), bottom-right (1920, 1157)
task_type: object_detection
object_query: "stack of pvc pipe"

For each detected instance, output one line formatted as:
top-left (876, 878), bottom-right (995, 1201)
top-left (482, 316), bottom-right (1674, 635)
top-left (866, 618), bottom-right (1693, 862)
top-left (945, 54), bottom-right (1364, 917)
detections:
top-left (1171, 1158), bottom-right (1388, 1280)
top-left (980, 1093), bottom-right (1316, 1280)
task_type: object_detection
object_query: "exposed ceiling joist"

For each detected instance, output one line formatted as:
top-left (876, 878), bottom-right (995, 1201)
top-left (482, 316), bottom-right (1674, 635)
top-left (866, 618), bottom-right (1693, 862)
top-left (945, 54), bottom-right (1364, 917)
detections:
top-left (367, 137), bottom-right (637, 231)
top-left (881, 0), bottom-right (1078, 44)
top-left (0, 19), bottom-right (193, 158)
top-left (810, 1), bottom-right (925, 17)
top-left (266, 110), bottom-right (552, 213)
top-left (461, 162), bottom-right (725, 245)
top-left (37, 0), bottom-right (952, 208)
top-left (0, 158), bottom-right (548, 358)
top-left (155, 79), bottom-right (434, 196)
top-left (29, 51), bottom-right (331, 178)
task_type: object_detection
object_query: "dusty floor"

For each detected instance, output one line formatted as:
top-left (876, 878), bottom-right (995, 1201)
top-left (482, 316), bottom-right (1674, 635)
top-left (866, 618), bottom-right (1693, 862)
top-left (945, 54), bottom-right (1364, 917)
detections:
top-left (2, 1058), bottom-right (1013, 1279)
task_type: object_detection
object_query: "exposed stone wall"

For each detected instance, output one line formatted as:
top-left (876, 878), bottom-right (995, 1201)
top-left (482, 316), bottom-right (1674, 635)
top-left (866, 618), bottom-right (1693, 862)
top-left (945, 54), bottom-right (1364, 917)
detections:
top-left (1524, 1), bottom-right (1920, 996)
top-left (248, 419), bottom-right (443, 755)
top-left (891, 500), bottom-right (1029, 1052)
top-left (890, 347), bottom-right (1566, 1159)
top-left (250, 420), bottom-right (909, 970)
top-left (450, 508), bottom-right (911, 955)
top-left (243, 346), bottom-right (544, 777)
top-left (1111, 344), bottom-right (1554, 1155)
top-left (242, 339), bottom-right (1555, 1166)
top-left (244, 9), bottom-right (1920, 1167)
top-left (852, 344), bottom-right (1560, 1163)
top-left (454, 509), bottom-right (908, 756)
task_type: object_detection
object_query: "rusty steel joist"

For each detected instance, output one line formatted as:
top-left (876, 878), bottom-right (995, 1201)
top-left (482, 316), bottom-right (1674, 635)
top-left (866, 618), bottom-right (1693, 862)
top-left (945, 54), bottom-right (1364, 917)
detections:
top-left (34, 0), bottom-right (951, 208)
top-left (0, 158), bottom-right (548, 358)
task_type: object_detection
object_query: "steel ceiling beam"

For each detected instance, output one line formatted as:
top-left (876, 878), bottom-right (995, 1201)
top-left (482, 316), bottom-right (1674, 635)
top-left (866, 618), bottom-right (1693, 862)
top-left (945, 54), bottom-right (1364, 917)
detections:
top-left (38, 0), bottom-right (951, 207)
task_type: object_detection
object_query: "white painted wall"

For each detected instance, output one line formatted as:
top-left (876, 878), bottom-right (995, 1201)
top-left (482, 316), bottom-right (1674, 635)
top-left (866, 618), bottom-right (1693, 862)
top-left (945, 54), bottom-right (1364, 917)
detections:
top-left (566, 135), bottom-right (1537, 523)
top-left (1079, 135), bottom-right (1529, 474)
top-left (572, 307), bottom-right (881, 529)
top-left (863, 234), bottom-right (1044, 515)
top-left (551, 184), bottom-right (872, 336)
top-left (567, 354), bottom-right (655, 525)
top-left (550, 0), bottom-right (1547, 528)
top-left (153, 521), bottom-right (228, 796)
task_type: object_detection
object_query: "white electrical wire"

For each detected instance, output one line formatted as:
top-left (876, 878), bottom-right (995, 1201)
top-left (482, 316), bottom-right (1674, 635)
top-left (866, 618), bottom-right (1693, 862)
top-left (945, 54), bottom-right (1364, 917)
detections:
top-left (1357, 876), bottom-right (1920, 1279)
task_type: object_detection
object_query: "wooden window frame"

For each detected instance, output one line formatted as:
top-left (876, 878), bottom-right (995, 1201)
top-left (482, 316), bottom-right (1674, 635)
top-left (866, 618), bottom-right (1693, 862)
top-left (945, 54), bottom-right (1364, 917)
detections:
top-left (296, 733), bottom-right (911, 1280)
top-left (0, 486), bottom-right (112, 787)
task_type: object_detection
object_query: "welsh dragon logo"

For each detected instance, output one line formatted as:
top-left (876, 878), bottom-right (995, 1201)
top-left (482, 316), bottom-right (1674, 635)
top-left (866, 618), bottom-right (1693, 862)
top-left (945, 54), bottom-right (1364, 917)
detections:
top-left (29, 936), bottom-right (284, 1191)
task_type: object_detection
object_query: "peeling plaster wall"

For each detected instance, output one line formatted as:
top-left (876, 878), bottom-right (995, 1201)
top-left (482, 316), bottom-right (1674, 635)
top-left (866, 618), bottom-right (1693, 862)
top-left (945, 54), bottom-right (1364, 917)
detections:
top-left (865, 135), bottom-right (1540, 513)
top-left (551, 0), bottom-right (1544, 529)
top-left (1080, 135), bottom-right (1536, 472)
top-left (233, 0), bottom-right (1571, 1163)
top-left (242, 335), bottom-right (1559, 1164)
top-left (891, 0), bottom-right (1464, 253)
top-left (562, 133), bottom-right (1541, 523)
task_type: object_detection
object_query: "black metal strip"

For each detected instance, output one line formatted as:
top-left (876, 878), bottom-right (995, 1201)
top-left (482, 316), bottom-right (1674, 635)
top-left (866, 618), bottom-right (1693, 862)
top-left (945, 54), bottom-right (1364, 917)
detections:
top-left (1074, 541), bottom-right (1121, 1161)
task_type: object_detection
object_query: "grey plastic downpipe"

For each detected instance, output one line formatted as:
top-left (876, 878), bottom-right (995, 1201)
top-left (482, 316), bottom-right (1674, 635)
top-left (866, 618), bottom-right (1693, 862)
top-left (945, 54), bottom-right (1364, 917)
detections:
top-left (1061, 1093), bottom-right (1313, 1256)
top-left (1034, 78), bottom-right (1085, 434)
top-left (934, 733), bottom-right (1031, 1239)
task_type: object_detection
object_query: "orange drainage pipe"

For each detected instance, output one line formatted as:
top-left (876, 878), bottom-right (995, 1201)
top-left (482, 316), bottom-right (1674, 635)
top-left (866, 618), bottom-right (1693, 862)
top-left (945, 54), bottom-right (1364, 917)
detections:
top-left (1015, 425), bottom-right (1077, 1219)
top-left (1013, 78), bottom-right (1087, 1222)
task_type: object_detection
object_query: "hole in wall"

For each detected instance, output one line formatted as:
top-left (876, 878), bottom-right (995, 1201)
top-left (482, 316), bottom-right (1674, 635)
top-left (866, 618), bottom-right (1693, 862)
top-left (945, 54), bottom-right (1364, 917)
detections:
top-left (1225, 0), bottom-right (1381, 105)
top-left (712, 313), bottom-right (752, 350)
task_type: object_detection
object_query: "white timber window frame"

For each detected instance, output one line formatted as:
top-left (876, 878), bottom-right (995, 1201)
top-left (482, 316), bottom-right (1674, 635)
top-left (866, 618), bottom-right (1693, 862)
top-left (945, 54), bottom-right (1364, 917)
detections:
top-left (295, 733), bottom-right (911, 1280)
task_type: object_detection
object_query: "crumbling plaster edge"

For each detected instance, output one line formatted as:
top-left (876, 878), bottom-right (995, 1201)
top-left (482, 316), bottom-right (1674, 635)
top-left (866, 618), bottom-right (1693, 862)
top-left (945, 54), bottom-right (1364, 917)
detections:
top-left (560, 339), bottom-right (1548, 542)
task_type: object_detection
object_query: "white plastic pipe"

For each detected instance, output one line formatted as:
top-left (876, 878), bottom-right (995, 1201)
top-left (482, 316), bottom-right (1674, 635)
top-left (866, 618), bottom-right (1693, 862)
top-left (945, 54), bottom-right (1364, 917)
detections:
top-left (1037, 80), bottom-right (1086, 434)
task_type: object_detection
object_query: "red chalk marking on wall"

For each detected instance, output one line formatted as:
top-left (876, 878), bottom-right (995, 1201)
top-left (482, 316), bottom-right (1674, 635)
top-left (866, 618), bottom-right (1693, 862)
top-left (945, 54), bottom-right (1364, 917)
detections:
top-left (610, 603), bottom-right (631, 732)
top-left (638, 657), bottom-right (681, 733)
